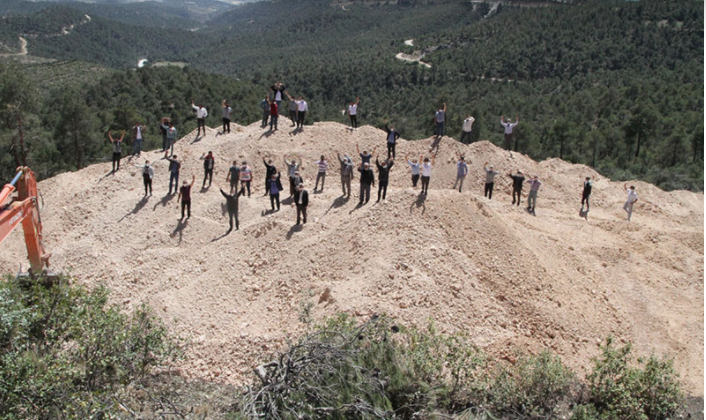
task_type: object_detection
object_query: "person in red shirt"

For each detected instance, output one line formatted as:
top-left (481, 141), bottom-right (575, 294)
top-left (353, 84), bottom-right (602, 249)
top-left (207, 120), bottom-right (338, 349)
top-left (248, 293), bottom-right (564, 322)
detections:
top-left (267, 97), bottom-right (278, 131)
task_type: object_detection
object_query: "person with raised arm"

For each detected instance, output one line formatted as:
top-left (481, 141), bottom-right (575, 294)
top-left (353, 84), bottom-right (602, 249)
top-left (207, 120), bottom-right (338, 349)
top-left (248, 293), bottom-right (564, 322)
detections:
top-left (284, 155), bottom-right (303, 197)
top-left (192, 100), bottom-right (208, 137)
top-left (347, 97), bottom-right (360, 130)
top-left (356, 144), bottom-right (376, 165)
top-left (200, 151), bottom-right (215, 188)
top-left (164, 151), bottom-right (181, 195)
top-left (508, 169), bottom-right (525, 206)
top-left (460, 115), bottom-right (475, 144)
top-left (177, 174), bottom-right (195, 219)
top-left (500, 115), bottom-right (519, 150)
top-left (226, 160), bottom-right (240, 195)
top-left (453, 153), bottom-right (469, 193)
top-left (270, 81), bottom-right (288, 109)
top-left (383, 119), bottom-right (401, 159)
top-left (295, 96), bottom-right (308, 129)
top-left (219, 184), bottom-right (240, 233)
top-left (420, 154), bottom-right (435, 195)
top-left (405, 154), bottom-right (421, 188)
top-left (222, 100), bottom-right (232, 134)
top-left (134, 159), bottom-right (154, 196)
top-left (483, 162), bottom-right (499, 200)
top-left (337, 151), bottom-right (355, 198)
top-left (108, 130), bottom-right (125, 172)
top-left (375, 157), bottom-right (394, 202)
top-left (623, 183), bottom-right (638, 221)
top-left (131, 121), bottom-right (145, 157)
top-left (262, 158), bottom-right (277, 196)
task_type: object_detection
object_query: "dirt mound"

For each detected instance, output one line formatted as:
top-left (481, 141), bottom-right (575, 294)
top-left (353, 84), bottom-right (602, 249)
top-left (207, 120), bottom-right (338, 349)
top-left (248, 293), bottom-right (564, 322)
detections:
top-left (1, 121), bottom-right (703, 395)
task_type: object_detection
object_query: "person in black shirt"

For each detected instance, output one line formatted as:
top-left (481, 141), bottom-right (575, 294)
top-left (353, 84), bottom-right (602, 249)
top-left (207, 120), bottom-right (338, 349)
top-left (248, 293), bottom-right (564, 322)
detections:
top-left (201, 151), bottom-right (215, 188)
top-left (220, 186), bottom-right (240, 232)
top-left (375, 157), bottom-right (394, 202)
top-left (263, 158), bottom-right (277, 196)
top-left (226, 161), bottom-right (240, 195)
top-left (581, 176), bottom-right (592, 211)
top-left (384, 120), bottom-right (401, 160)
top-left (508, 170), bottom-right (525, 206)
top-left (292, 183), bottom-right (309, 225)
top-left (358, 162), bottom-right (375, 205)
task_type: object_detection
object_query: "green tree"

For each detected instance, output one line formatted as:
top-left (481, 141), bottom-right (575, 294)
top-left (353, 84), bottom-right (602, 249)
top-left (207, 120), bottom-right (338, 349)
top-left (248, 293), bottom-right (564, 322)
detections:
top-left (0, 63), bottom-right (38, 167)
top-left (54, 89), bottom-right (100, 169)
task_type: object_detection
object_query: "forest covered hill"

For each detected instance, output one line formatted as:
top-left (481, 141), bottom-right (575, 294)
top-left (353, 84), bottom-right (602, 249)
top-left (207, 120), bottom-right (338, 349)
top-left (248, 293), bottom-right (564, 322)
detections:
top-left (0, 0), bottom-right (702, 191)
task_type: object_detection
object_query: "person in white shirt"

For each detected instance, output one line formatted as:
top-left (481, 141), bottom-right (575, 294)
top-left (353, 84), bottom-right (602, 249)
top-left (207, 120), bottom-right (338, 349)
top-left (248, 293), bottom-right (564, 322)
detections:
top-left (192, 100), bottom-right (208, 137)
top-left (295, 97), bottom-right (308, 129)
top-left (500, 115), bottom-right (519, 150)
top-left (347, 97), bottom-right (360, 129)
top-left (460, 115), bottom-right (475, 144)
top-left (134, 160), bottom-right (154, 196)
top-left (623, 183), bottom-right (638, 221)
top-left (222, 100), bottom-right (232, 134)
top-left (420, 154), bottom-right (436, 195)
top-left (132, 122), bottom-right (145, 157)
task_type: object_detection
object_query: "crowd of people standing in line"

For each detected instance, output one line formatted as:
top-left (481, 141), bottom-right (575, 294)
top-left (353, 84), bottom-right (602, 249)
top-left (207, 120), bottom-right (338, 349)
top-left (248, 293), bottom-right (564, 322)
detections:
top-left (105, 88), bottom-right (640, 234)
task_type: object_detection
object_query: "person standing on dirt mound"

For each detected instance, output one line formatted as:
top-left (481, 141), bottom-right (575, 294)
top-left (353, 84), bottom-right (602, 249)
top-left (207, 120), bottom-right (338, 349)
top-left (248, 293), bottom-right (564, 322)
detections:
top-left (348, 97), bottom-right (360, 130)
top-left (292, 183), bottom-right (309, 225)
top-left (357, 144), bottom-right (376, 165)
top-left (284, 155), bottom-right (303, 197)
top-left (314, 155), bottom-right (328, 192)
top-left (239, 161), bottom-right (252, 197)
top-left (581, 176), bottom-right (592, 212)
top-left (131, 122), bottom-right (145, 157)
top-left (192, 100), bottom-right (208, 138)
top-left (267, 97), bottom-right (279, 131)
top-left (435, 102), bottom-right (447, 138)
top-left (483, 162), bottom-right (499, 200)
top-left (358, 162), bottom-right (375, 204)
top-left (200, 151), bottom-right (215, 188)
top-left (460, 115), bottom-right (475, 144)
top-left (453, 153), bottom-right (469, 193)
top-left (508, 170), bottom-right (525, 206)
top-left (178, 174), bottom-right (195, 219)
top-left (270, 81), bottom-right (288, 109)
top-left (337, 152), bottom-right (354, 198)
top-left (161, 120), bottom-right (178, 156)
top-left (134, 160), bottom-right (154, 197)
top-left (375, 157), bottom-right (394, 202)
top-left (262, 158), bottom-right (277, 196)
top-left (500, 115), bottom-right (519, 150)
top-left (526, 175), bottom-right (541, 215)
top-left (295, 97), bottom-right (308, 129)
top-left (222, 100), bottom-right (232, 134)
top-left (219, 185), bottom-right (240, 233)
top-left (384, 120), bottom-right (401, 159)
top-left (108, 130), bottom-right (124, 172)
top-left (288, 99), bottom-right (297, 127)
top-left (420, 154), bottom-right (435, 195)
top-left (165, 151), bottom-right (181, 195)
top-left (226, 160), bottom-right (240, 195)
top-left (623, 183), bottom-right (638, 221)
top-left (268, 172), bottom-right (283, 212)
top-left (405, 155), bottom-right (421, 188)
top-left (260, 96), bottom-right (270, 128)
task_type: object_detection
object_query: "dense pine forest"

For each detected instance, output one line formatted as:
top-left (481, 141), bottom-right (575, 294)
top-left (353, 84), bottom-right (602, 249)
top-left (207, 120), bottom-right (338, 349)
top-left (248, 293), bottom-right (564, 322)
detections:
top-left (0, 0), bottom-right (703, 190)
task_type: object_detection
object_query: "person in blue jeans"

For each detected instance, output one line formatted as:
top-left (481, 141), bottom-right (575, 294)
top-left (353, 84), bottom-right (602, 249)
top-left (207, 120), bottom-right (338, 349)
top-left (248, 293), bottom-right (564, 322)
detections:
top-left (435, 102), bottom-right (447, 137)
top-left (164, 151), bottom-right (181, 195)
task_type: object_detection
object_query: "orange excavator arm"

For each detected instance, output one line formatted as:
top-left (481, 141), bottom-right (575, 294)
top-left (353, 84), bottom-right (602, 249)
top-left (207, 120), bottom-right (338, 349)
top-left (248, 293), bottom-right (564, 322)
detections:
top-left (0, 167), bottom-right (51, 273)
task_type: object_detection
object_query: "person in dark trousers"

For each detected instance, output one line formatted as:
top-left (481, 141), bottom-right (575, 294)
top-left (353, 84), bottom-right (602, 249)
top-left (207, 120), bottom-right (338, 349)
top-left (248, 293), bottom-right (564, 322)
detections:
top-left (284, 155), bottom-right (302, 197)
top-left (238, 161), bottom-right (252, 197)
top-left (384, 120), bottom-right (401, 159)
top-left (220, 186), bottom-right (240, 232)
top-left (460, 115), bottom-right (475, 144)
top-left (262, 158), bottom-right (277, 196)
top-left (268, 172), bottom-right (283, 211)
top-left (358, 162), bottom-right (375, 204)
top-left (108, 130), bottom-right (124, 172)
top-left (337, 152), bottom-right (354, 198)
top-left (420, 154), bottom-right (435, 195)
top-left (500, 115), bottom-right (519, 150)
top-left (405, 155), bottom-right (421, 188)
top-left (260, 97), bottom-right (270, 128)
top-left (314, 155), bottom-right (328, 192)
top-left (508, 170), bottom-right (525, 206)
top-left (526, 175), bottom-right (542, 215)
top-left (294, 97), bottom-right (308, 129)
top-left (200, 151), bottom-right (215, 188)
top-left (375, 157), bottom-right (394, 202)
top-left (452, 153), bottom-right (469, 193)
top-left (288, 99), bottom-right (297, 127)
top-left (483, 162), bottom-right (499, 199)
top-left (177, 175), bottom-right (195, 219)
top-left (356, 144), bottom-right (376, 165)
top-left (292, 183), bottom-right (309, 225)
top-left (165, 151), bottom-right (181, 195)
top-left (270, 82), bottom-right (288, 109)
top-left (192, 100), bottom-right (208, 137)
top-left (581, 176), bottom-right (592, 211)
top-left (267, 97), bottom-right (278, 131)
top-left (134, 160), bottom-right (154, 196)
top-left (132, 122), bottom-right (145, 157)
top-left (435, 102), bottom-right (447, 138)
top-left (347, 97), bottom-right (360, 129)
top-left (222, 100), bottom-right (232, 133)
top-left (226, 160), bottom-right (240, 195)
top-left (159, 117), bottom-right (169, 152)
top-left (161, 120), bottom-right (178, 156)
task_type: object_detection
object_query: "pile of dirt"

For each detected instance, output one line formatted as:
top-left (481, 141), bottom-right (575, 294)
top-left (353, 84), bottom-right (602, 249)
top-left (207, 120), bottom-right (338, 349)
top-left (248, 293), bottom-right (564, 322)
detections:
top-left (1, 121), bottom-right (703, 395)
